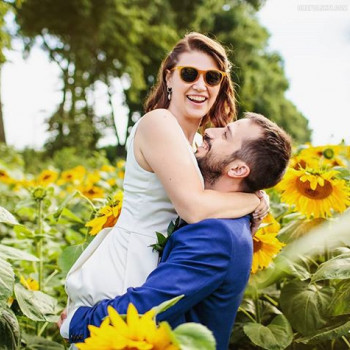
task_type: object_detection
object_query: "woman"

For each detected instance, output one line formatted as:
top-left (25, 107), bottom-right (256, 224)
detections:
top-left (60, 32), bottom-right (267, 338)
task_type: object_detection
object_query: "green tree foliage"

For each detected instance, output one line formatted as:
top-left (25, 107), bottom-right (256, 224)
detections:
top-left (13, 0), bottom-right (310, 155)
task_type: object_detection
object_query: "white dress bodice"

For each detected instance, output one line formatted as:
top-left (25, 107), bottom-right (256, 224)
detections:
top-left (60, 118), bottom-right (203, 338)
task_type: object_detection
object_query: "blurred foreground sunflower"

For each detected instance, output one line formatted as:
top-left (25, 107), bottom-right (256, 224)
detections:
top-left (76, 304), bottom-right (179, 350)
top-left (279, 168), bottom-right (350, 218)
top-left (251, 214), bottom-right (285, 273)
top-left (86, 191), bottom-right (123, 235)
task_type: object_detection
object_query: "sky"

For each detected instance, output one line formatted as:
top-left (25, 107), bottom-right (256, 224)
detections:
top-left (2, 0), bottom-right (350, 149)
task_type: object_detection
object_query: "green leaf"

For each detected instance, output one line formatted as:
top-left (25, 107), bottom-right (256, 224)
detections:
top-left (13, 224), bottom-right (35, 239)
top-left (155, 231), bottom-right (167, 245)
top-left (173, 322), bottom-right (216, 350)
top-left (296, 320), bottom-right (350, 344)
top-left (57, 207), bottom-right (84, 224)
top-left (14, 283), bottom-right (59, 322)
top-left (0, 257), bottom-right (14, 305)
top-left (0, 244), bottom-right (38, 261)
top-left (0, 308), bottom-right (20, 350)
top-left (22, 333), bottom-right (65, 349)
top-left (280, 280), bottom-right (333, 335)
top-left (274, 255), bottom-right (311, 281)
top-left (0, 206), bottom-right (18, 225)
top-left (53, 190), bottom-right (79, 220)
top-left (311, 253), bottom-right (350, 282)
top-left (152, 295), bottom-right (184, 316)
top-left (243, 315), bottom-right (293, 350)
top-left (57, 243), bottom-right (89, 275)
top-left (328, 280), bottom-right (350, 316)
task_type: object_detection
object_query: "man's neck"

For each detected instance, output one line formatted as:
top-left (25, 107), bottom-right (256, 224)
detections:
top-left (204, 176), bottom-right (242, 193)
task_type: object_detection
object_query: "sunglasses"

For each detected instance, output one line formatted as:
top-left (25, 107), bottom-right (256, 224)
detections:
top-left (170, 66), bottom-right (227, 87)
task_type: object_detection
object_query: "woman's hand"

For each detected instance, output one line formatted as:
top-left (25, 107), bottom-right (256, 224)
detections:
top-left (252, 190), bottom-right (269, 221)
top-left (250, 216), bottom-right (263, 236)
top-left (57, 308), bottom-right (67, 329)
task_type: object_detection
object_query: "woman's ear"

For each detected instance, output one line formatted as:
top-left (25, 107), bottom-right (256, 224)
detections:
top-left (165, 69), bottom-right (172, 86)
top-left (227, 160), bottom-right (250, 179)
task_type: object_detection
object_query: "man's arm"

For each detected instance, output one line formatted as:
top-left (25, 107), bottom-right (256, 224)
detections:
top-left (69, 219), bottom-right (237, 343)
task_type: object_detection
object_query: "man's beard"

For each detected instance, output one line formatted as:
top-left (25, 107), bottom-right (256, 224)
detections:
top-left (196, 151), bottom-right (227, 186)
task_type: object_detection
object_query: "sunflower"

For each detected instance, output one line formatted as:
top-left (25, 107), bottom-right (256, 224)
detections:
top-left (251, 214), bottom-right (285, 274)
top-left (86, 191), bottom-right (123, 235)
top-left (101, 164), bottom-right (116, 173)
top-left (79, 184), bottom-right (105, 200)
top-left (20, 276), bottom-right (39, 291)
top-left (0, 169), bottom-right (13, 184)
top-left (76, 304), bottom-right (179, 350)
top-left (279, 168), bottom-right (350, 218)
top-left (36, 169), bottom-right (58, 186)
top-left (57, 165), bottom-right (86, 185)
top-left (297, 145), bottom-right (347, 168)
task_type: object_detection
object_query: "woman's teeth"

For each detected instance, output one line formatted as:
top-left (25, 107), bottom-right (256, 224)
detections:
top-left (187, 95), bottom-right (207, 103)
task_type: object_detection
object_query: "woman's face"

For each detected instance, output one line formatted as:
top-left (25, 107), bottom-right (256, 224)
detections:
top-left (166, 51), bottom-right (222, 123)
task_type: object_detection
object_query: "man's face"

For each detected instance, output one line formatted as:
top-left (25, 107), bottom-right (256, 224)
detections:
top-left (195, 119), bottom-right (262, 184)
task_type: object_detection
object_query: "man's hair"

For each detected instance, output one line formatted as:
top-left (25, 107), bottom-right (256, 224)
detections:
top-left (231, 112), bottom-right (292, 192)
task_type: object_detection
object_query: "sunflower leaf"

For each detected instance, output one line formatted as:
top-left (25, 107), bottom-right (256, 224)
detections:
top-left (328, 280), bottom-right (350, 316)
top-left (0, 206), bottom-right (18, 225)
top-left (243, 315), bottom-right (293, 350)
top-left (280, 280), bottom-right (334, 335)
top-left (151, 295), bottom-right (184, 316)
top-left (173, 322), bottom-right (216, 350)
top-left (311, 253), bottom-right (350, 282)
top-left (295, 320), bottom-right (350, 344)
top-left (14, 283), bottom-right (59, 322)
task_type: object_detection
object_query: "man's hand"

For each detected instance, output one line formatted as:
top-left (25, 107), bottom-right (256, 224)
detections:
top-left (57, 308), bottom-right (67, 329)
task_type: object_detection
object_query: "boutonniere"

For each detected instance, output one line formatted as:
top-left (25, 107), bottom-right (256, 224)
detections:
top-left (150, 217), bottom-right (180, 256)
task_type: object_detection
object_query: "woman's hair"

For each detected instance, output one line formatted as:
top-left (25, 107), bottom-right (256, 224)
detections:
top-left (144, 32), bottom-right (237, 127)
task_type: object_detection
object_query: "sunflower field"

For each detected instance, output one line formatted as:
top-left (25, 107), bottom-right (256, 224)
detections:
top-left (1, 142), bottom-right (350, 350)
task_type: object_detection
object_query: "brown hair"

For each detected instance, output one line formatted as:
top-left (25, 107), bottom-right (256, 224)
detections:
top-left (144, 32), bottom-right (237, 127)
top-left (232, 112), bottom-right (292, 192)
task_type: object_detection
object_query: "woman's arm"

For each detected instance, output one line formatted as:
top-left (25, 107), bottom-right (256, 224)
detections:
top-left (134, 109), bottom-right (260, 224)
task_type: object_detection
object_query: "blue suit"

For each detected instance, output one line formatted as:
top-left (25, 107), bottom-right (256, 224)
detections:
top-left (69, 217), bottom-right (253, 350)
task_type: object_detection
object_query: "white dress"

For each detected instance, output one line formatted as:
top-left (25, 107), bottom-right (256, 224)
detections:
top-left (60, 119), bottom-right (203, 338)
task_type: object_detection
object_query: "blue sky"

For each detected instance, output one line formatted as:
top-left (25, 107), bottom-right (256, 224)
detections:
top-left (2, 0), bottom-right (350, 149)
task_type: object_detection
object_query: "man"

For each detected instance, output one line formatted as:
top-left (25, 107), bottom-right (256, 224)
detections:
top-left (65, 112), bottom-right (292, 349)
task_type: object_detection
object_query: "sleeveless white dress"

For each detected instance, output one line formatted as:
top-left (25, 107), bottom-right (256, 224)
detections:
top-left (60, 119), bottom-right (203, 338)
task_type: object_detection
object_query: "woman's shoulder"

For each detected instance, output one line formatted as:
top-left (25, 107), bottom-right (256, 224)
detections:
top-left (138, 109), bottom-right (180, 134)
top-left (141, 109), bottom-right (176, 124)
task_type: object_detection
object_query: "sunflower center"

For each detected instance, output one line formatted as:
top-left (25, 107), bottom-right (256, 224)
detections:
top-left (253, 240), bottom-right (262, 253)
top-left (296, 178), bottom-right (333, 199)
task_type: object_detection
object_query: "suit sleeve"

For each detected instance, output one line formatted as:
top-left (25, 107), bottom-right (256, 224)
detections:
top-left (69, 219), bottom-right (234, 343)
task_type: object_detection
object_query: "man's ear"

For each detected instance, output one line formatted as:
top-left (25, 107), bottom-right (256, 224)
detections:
top-left (227, 160), bottom-right (250, 179)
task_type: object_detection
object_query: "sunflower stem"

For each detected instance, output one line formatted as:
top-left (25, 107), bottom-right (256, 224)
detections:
top-left (238, 307), bottom-right (256, 323)
top-left (342, 336), bottom-right (350, 348)
top-left (263, 294), bottom-right (278, 306)
top-left (253, 288), bottom-right (261, 324)
top-left (37, 199), bottom-right (44, 292)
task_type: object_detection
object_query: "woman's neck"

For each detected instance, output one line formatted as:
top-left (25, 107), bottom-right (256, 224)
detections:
top-left (167, 108), bottom-right (201, 144)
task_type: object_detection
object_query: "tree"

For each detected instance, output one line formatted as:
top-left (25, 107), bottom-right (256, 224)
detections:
top-left (14, 0), bottom-right (311, 155)
top-left (0, 0), bottom-right (13, 144)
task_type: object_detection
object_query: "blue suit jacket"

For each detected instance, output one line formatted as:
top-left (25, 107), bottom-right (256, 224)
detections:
top-left (69, 217), bottom-right (253, 350)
